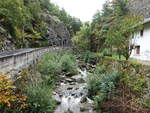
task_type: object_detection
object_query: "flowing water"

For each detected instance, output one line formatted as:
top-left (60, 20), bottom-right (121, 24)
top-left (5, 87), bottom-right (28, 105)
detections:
top-left (53, 69), bottom-right (95, 113)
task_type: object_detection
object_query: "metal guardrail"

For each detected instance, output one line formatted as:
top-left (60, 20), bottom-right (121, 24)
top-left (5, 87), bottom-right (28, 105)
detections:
top-left (0, 47), bottom-right (59, 74)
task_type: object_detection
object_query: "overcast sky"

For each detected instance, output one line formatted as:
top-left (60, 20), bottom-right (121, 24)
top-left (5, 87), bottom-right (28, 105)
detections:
top-left (51, 0), bottom-right (106, 22)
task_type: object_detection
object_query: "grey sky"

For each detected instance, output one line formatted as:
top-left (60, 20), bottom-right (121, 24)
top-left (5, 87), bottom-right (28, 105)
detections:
top-left (51, 0), bottom-right (106, 22)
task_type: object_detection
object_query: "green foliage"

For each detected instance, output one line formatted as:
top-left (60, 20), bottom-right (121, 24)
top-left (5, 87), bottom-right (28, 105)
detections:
top-left (140, 94), bottom-right (150, 108)
top-left (101, 48), bottom-right (112, 57)
top-left (72, 24), bottom-right (92, 52)
top-left (24, 83), bottom-right (56, 113)
top-left (0, 0), bottom-right (82, 48)
top-left (87, 66), bottom-right (121, 111)
top-left (94, 93), bottom-right (107, 106)
top-left (58, 9), bottom-right (82, 34)
top-left (113, 0), bottom-right (128, 17)
top-left (39, 51), bottom-right (78, 77)
top-left (38, 52), bottom-right (62, 76)
top-left (73, 0), bottom-right (142, 59)
top-left (26, 51), bottom-right (78, 112)
top-left (87, 66), bottom-right (120, 98)
top-left (80, 51), bottom-right (98, 63)
top-left (0, 0), bottom-right (29, 27)
top-left (106, 16), bottom-right (143, 60)
top-left (122, 74), bottom-right (147, 94)
top-left (60, 53), bottom-right (78, 75)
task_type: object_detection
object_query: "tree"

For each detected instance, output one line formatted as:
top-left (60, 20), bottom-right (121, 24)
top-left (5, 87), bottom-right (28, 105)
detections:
top-left (59, 9), bottom-right (82, 35)
top-left (72, 23), bottom-right (92, 52)
top-left (113, 0), bottom-right (128, 17)
top-left (0, 0), bottom-right (81, 48)
top-left (106, 16), bottom-right (143, 60)
top-left (102, 0), bottom-right (113, 17)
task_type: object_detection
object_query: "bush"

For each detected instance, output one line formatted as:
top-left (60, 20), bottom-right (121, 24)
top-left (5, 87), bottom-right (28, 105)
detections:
top-left (88, 72), bottom-right (120, 97)
top-left (0, 74), bottom-right (27, 113)
top-left (87, 66), bottom-right (121, 108)
top-left (39, 51), bottom-right (78, 77)
top-left (122, 74), bottom-right (147, 94)
top-left (140, 94), bottom-right (150, 108)
top-left (80, 51), bottom-right (98, 64)
top-left (24, 83), bottom-right (56, 113)
top-left (94, 65), bottom-right (106, 74)
top-left (38, 52), bottom-right (62, 76)
top-left (101, 48), bottom-right (112, 57)
top-left (60, 53), bottom-right (78, 75)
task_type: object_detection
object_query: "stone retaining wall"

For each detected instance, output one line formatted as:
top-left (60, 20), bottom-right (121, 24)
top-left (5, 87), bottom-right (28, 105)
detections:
top-left (0, 47), bottom-right (59, 74)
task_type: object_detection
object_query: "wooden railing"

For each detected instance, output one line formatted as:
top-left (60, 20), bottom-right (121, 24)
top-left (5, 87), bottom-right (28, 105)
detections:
top-left (0, 47), bottom-right (59, 74)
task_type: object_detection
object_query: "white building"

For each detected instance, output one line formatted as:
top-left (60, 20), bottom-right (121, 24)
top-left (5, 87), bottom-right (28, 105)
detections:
top-left (130, 18), bottom-right (150, 61)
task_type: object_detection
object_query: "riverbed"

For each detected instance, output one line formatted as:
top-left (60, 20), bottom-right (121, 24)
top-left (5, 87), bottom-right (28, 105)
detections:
top-left (53, 68), bottom-right (95, 113)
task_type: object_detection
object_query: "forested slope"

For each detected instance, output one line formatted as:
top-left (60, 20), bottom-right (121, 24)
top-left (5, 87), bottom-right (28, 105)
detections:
top-left (0, 0), bottom-right (82, 51)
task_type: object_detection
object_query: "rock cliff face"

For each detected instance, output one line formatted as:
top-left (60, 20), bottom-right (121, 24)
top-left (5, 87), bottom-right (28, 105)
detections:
top-left (0, 12), bottom-right (71, 52)
top-left (44, 13), bottom-right (71, 46)
top-left (0, 26), bottom-right (15, 52)
top-left (127, 0), bottom-right (150, 18)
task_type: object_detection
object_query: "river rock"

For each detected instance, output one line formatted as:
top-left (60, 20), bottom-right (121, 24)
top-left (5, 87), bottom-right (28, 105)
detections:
top-left (65, 72), bottom-right (73, 77)
top-left (76, 78), bottom-right (85, 83)
top-left (69, 82), bottom-right (76, 85)
top-left (80, 106), bottom-right (88, 112)
top-left (67, 87), bottom-right (73, 90)
top-left (53, 95), bottom-right (61, 105)
top-left (80, 97), bottom-right (87, 103)
top-left (65, 78), bottom-right (76, 83)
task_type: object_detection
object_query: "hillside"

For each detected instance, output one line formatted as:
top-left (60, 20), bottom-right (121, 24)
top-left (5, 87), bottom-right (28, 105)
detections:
top-left (0, 0), bottom-right (82, 52)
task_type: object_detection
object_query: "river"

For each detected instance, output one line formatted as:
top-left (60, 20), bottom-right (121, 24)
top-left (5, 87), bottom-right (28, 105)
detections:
top-left (53, 68), bottom-right (95, 113)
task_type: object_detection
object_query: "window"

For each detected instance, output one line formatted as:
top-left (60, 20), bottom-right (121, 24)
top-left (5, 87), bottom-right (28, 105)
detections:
top-left (135, 46), bottom-right (140, 55)
top-left (140, 29), bottom-right (144, 37)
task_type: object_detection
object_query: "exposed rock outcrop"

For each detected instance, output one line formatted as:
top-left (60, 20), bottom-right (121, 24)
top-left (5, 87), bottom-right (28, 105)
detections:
top-left (0, 26), bottom-right (15, 52)
top-left (0, 12), bottom-right (71, 52)
top-left (44, 12), bottom-right (71, 46)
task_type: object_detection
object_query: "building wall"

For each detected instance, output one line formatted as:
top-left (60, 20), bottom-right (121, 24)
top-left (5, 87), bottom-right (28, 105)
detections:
top-left (0, 47), bottom-right (59, 76)
top-left (131, 22), bottom-right (150, 61)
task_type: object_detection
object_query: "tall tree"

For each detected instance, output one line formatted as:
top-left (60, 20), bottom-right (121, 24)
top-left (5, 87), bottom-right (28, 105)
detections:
top-left (106, 16), bottom-right (143, 60)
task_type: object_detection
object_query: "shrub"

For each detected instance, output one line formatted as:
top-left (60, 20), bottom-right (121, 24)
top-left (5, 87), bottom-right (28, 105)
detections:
top-left (39, 51), bottom-right (78, 76)
top-left (37, 51), bottom-right (79, 88)
top-left (88, 72), bottom-right (120, 97)
top-left (24, 83), bottom-right (56, 113)
top-left (38, 52), bottom-right (62, 76)
top-left (60, 53), bottom-right (78, 75)
top-left (0, 74), bottom-right (27, 113)
top-left (94, 65), bottom-right (106, 74)
top-left (80, 51), bottom-right (98, 64)
top-left (101, 48), bottom-right (112, 57)
top-left (122, 74), bottom-right (147, 94)
top-left (140, 94), bottom-right (150, 108)
top-left (87, 66), bottom-right (121, 109)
